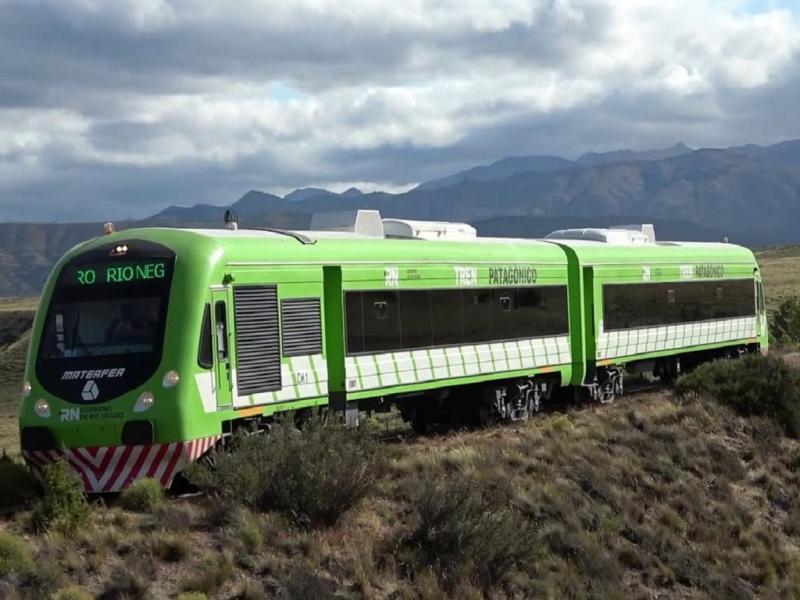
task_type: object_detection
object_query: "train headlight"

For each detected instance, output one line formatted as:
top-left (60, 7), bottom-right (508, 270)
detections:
top-left (34, 399), bottom-right (51, 418)
top-left (22, 380), bottom-right (31, 399)
top-left (134, 391), bottom-right (155, 413)
top-left (162, 370), bottom-right (180, 389)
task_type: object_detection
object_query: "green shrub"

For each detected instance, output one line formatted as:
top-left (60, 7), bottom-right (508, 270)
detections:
top-left (176, 593), bottom-right (208, 600)
top-left (675, 355), bottom-right (800, 437)
top-left (31, 460), bottom-right (90, 534)
top-left (770, 296), bottom-right (800, 346)
top-left (53, 585), bottom-right (93, 600)
top-left (190, 417), bottom-right (384, 527)
top-left (401, 474), bottom-right (537, 589)
top-left (0, 452), bottom-right (40, 513)
top-left (148, 532), bottom-right (189, 562)
top-left (227, 507), bottom-right (263, 554)
top-left (0, 531), bottom-right (34, 577)
top-left (182, 550), bottom-right (234, 595)
top-left (119, 478), bottom-right (165, 513)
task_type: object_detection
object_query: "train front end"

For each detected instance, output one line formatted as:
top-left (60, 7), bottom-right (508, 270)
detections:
top-left (19, 234), bottom-right (214, 492)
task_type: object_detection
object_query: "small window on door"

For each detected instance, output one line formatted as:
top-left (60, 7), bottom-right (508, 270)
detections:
top-left (198, 303), bottom-right (213, 368)
top-left (215, 301), bottom-right (228, 360)
top-left (373, 301), bottom-right (389, 319)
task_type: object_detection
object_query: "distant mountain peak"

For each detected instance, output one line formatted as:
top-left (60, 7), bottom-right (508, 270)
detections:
top-left (341, 187), bottom-right (363, 197)
top-left (284, 187), bottom-right (330, 202)
top-left (577, 143), bottom-right (694, 166)
top-left (413, 154), bottom-right (573, 192)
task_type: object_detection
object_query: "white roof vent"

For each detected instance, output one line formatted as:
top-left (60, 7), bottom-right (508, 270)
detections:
top-left (545, 224), bottom-right (656, 245)
top-left (382, 218), bottom-right (477, 241)
top-left (309, 209), bottom-right (384, 237)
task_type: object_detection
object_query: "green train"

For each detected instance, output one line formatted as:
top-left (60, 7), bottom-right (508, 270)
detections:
top-left (19, 211), bottom-right (767, 492)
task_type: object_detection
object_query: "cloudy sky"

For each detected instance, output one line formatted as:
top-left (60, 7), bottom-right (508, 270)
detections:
top-left (1, 0), bottom-right (799, 222)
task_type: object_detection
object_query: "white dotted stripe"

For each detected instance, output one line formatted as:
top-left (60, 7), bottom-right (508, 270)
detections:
top-left (345, 336), bottom-right (572, 392)
top-left (597, 316), bottom-right (757, 360)
top-left (236, 353), bottom-right (328, 406)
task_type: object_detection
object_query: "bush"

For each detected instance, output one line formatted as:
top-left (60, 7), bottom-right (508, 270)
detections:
top-left (675, 355), bottom-right (800, 437)
top-left (400, 474), bottom-right (537, 589)
top-left (54, 585), bottom-right (93, 600)
top-left (31, 460), bottom-right (90, 534)
top-left (119, 478), bottom-right (165, 513)
top-left (771, 296), bottom-right (800, 346)
top-left (182, 550), bottom-right (234, 595)
top-left (148, 532), bottom-right (189, 563)
top-left (0, 531), bottom-right (34, 577)
top-left (226, 507), bottom-right (263, 554)
top-left (189, 417), bottom-right (384, 527)
top-left (0, 452), bottom-right (40, 514)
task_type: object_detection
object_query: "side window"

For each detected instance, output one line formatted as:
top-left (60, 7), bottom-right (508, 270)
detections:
top-left (215, 301), bottom-right (228, 360)
top-left (399, 290), bottom-right (433, 349)
top-left (757, 281), bottom-right (765, 313)
top-left (462, 289), bottom-right (492, 343)
top-left (345, 292), bottom-right (365, 354)
top-left (198, 303), bottom-right (213, 368)
top-left (431, 290), bottom-right (463, 345)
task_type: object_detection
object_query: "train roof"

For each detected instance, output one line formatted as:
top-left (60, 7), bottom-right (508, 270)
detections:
top-left (545, 238), bottom-right (756, 264)
top-left (61, 218), bottom-right (757, 271)
top-left (67, 226), bottom-right (570, 267)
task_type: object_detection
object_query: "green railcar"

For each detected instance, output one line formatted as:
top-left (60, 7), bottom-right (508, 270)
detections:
top-left (19, 224), bottom-right (574, 491)
top-left (18, 217), bottom-right (767, 492)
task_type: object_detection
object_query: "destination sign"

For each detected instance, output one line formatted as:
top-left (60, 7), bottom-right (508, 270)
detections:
top-left (63, 261), bottom-right (167, 286)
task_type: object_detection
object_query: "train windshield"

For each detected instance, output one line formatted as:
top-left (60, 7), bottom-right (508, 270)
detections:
top-left (35, 240), bottom-right (175, 404)
top-left (41, 295), bottom-right (163, 358)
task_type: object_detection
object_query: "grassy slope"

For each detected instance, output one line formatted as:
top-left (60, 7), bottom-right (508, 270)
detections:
top-left (2, 392), bottom-right (800, 598)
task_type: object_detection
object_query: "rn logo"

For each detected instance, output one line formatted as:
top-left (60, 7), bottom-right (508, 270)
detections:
top-left (81, 380), bottom-right (100, 402)
top-left (60, 408), bottom-right (80, 422)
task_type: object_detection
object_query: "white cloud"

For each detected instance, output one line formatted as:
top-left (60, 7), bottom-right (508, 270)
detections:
top-left (0, 0), bottom-right (799, 220)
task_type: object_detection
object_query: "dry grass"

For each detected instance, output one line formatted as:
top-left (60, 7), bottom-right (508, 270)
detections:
top-left (0, 413), bottom-right (18, 456)
top-left (0, 297), bottom-right (38, 312)
top-left (756, 245), bottom-right (800, 308)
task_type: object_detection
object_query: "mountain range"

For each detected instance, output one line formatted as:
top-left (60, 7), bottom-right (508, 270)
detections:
top-left (1, 139), bottom-right (799, 296)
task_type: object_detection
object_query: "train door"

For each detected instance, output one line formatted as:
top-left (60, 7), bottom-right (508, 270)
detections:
top-left (211, 287), bottom-right (233, 409)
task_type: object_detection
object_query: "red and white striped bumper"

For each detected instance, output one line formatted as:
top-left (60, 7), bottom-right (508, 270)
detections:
top-left (22, 435), bottom-right (220, 493)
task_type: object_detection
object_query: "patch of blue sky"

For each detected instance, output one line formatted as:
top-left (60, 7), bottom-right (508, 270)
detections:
top-left (734, 0), bottom-right (800, 15)
top-left (268, 81), bottom-right (307, 102)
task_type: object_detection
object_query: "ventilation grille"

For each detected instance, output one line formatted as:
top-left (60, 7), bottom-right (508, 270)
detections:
top-left (233, 286), bottom-right (281, 395)
top-left (282, 298), bottom-right (323, 357)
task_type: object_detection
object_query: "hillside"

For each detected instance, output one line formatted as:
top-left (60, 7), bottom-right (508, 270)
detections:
top-left (3, 387), bottom-right (800, 598)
